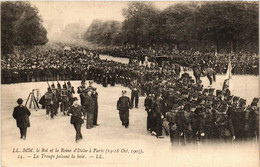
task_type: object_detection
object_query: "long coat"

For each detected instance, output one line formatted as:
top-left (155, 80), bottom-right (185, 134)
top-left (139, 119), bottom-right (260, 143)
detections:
top-left (13, 105), bottom-right (31, 128)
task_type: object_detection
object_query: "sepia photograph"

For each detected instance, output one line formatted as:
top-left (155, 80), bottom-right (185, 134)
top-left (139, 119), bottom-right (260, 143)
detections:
top-left (1, 1), bottom-right (259, 167)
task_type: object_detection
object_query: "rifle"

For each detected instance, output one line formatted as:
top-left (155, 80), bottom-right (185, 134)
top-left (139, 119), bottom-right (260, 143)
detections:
top-left (57, 80), bottom-right (61, 89)
top-left (52, 81), bottom-right (55, 88)
top-left (47, 80), bottom-right (51, 89)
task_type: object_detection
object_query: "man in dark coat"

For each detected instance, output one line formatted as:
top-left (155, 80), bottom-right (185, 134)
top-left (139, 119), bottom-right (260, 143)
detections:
top-left (68, 97), bottom-right (85, 143)
top-left (117, 90), bottom-right (131, 128)
top-left (91, 88), bottom-right (99, 126)
top-left (13, 98), bottom-right (31, 140)
top-left (84, 91), bottom-right (95, 129)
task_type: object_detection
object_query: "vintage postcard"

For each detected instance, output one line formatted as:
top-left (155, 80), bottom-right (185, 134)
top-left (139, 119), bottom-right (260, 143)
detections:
top-left (1, 1), bottom-right (259, 167)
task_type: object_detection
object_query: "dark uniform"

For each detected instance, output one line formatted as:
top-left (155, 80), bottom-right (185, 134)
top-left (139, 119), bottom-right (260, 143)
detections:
top-left (117, 91), bottom-right (131, 128)
top-left (68, 98), bottom-right (85, 142)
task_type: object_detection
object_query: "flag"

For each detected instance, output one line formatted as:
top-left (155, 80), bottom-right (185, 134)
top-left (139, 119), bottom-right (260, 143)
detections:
top-left (223, 56), bottom-right (234, 92)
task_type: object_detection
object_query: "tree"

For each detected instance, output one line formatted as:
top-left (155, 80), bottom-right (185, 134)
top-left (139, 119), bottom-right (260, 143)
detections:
top-left (159, 3), bottom-right (199, 50)
top-left (84, 20), bottom-right (122, 46)
top-left (195, 2), bottom-right (258, 53)
top-left (1, 2), bottom-right (48, 55)
top-left (121, 2), bottom-right (160, 46)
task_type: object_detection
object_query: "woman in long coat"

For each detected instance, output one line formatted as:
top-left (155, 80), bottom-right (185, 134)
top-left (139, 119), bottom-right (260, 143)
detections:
top-left (13, 98), bottom-right (31, 140)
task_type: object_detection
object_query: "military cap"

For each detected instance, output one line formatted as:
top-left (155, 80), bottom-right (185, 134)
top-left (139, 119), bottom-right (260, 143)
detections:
top-left (190, 104), bottom-right (197, 111)
top-left (209, 88), bottom-right (215, 93)
top-left (233, 96), bottom-right (240, 102)
top-left (224, 89), bottom-right (231, 96)
top-left (203, 89), bottom-right (209, 94)
top-left (253, 98), bottom-right (259, 103)
top-left (239, 99), bottom-right (246, 105)
top-left (67, 81), bottom-right (71, 86)
top-left (216, 90), bottom-right (222, 96)
top-left (227, 95), bottom-right (233, 101)
top-left (251, 102), bottom-right (257, 106)
top-left (172, 104), bottom-right (179, 110)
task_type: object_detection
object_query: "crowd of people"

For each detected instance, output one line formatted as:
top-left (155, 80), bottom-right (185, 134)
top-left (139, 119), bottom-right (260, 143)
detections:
top-left (98, 46), bottom-right (259, 75)
top-left (38, 79), bottom-right (99, 142)
top-left (2, 45), bottom-right (259, 85)
top-left (6, 45), bottom-right (259, 144)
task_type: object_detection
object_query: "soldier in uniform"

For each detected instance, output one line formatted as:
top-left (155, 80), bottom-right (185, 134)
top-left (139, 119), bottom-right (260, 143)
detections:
top-left (166, 104), bottom-right (179, 144)
top-left (191, 99), bottom-right (206, 143)
top-left (245, 98), bottom-right (259, 140)
top-left (84, 91), bottom-right (95, 129)
top-left (215, 102), bottom-right (236, 142)
top-left (130, 80), bottom-right (140, 108)
top-left (92, 88), bottom-right (99, 126)
top-left (117, 90), bottom-right (131, 128)
top-left (144, 93), bottom-right (154, 131)
top-left (151, 94), bottom-right (164, 138)
top-left (60, 84), bottom-right (70, 115)
top-left (45, 88), bottom-right (53, 118)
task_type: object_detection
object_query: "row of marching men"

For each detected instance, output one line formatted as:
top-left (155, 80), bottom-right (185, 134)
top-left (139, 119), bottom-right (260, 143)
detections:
top-left (39, 81), bottom-right (75, 118)
top-left (143, 73), bottom-right (259, 145)
top-left (39, 80), bottom-right (99, 128)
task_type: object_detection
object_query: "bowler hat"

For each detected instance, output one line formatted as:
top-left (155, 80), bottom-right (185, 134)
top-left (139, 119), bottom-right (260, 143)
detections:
top-left (17, 98), bottom-right (23, 104)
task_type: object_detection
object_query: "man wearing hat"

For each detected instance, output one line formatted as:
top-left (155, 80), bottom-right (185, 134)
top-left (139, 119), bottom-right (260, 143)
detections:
top-left (13, 98), bottom-right (31, 140)
top-left (117, 90), bottom-right (131, 128)
top-left (245, 100), bottom-right (259, 140)
top-left (130, 80), bottom-right (140, 108)
top-left (68, 97), bottom-right (85, 143)
top-left (91, 88), bottom-right (99, 126)
top-left (84, 91), bottom-right (95, 129)
top-left (144, 93), bottom-right (154, 131)
top-left (166, 104), bottom-right (179, 144)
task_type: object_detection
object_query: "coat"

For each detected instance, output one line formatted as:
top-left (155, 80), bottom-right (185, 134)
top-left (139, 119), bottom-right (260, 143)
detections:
top-left (68, 105), bottom-right (85, 124)
top-left (13, 105), bottom-right (31, 128)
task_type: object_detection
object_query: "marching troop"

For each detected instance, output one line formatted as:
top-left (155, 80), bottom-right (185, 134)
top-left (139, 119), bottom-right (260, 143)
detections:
top-left (8, 45), bottom-right (259, 144)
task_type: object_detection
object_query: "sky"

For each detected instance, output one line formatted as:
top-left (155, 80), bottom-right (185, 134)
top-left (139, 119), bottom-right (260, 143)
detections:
top-left (30, 1), bottom-right (182, 41)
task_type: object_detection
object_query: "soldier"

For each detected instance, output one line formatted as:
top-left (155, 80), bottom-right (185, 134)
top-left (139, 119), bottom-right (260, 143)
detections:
top-left (60, 84), bottom-right (70, 115)
top-left (86, 80), bottom-right (95, 93)
top-left (166, 104), bottom-right (179, 144)
top-left (44, 88), bottom-right (53, 118)
top-left (130, 80), bottom-right (140, 108)
top-left (191, 99), bottom-right (206, 143)
top-left (144, 93), bottom-right (154, 131)
top-left (92, 88), bottom-right (99, 126)
top-left (84, 91), bottom-right (95, 129)
top-left (151, 94), bottom-right (164, 138)
top-left (246, 98), bottom-right (259, 141)
top-left (117, 90), bottom-right (131, 128)
top-left (215, 102), bottom-right (236, 143)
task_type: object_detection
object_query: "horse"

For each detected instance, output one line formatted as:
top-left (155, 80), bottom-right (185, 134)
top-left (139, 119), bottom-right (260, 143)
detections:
top-left (192, 66), bottom-right (216, 85)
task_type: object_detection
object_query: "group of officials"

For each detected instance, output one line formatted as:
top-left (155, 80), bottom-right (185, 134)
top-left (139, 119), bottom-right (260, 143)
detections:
top-left (11, 45), bottom-right (259, 144)
top-left (39, 79), bottom-right (98, 142)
